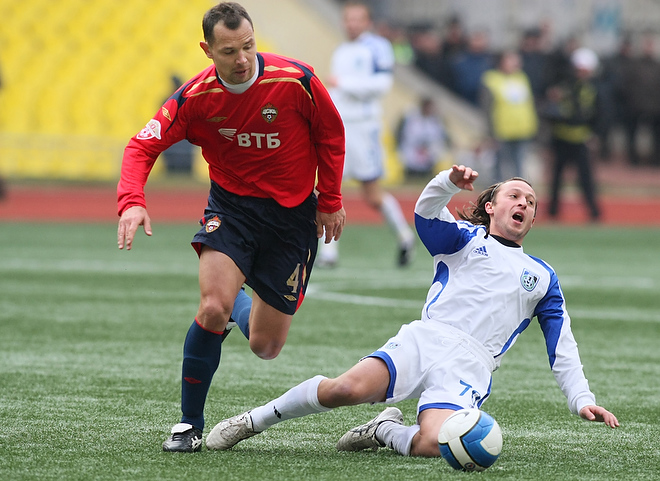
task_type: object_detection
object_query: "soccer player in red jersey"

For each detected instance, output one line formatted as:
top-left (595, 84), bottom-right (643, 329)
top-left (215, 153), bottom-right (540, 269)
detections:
top-left (116, 2), bottom-right (346, 452)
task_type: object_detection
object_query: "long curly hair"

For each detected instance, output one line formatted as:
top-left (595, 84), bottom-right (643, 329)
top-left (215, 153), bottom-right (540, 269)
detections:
top-left (457, 177), bottom-right (534, 234)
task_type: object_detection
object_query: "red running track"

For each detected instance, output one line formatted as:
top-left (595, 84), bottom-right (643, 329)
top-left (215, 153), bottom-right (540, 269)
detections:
top-left (1, 184), bottom-right (659, 226)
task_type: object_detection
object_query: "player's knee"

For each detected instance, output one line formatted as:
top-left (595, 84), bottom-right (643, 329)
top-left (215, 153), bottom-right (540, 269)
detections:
top-left (196, 298), bottom-right (232, 331)
top-left (249, 337), bottom-right (284, 360)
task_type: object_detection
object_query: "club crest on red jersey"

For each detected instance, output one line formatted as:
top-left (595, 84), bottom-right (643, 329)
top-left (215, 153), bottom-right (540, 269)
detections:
top-left (137, 119), bottom-right (162, 140)
top-left (205, 215), bottom-right (221, 233)
top-left (261, 103), bottom-right (278, 123)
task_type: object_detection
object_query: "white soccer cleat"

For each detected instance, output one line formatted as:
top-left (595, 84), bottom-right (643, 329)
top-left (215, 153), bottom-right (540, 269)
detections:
top-left (206, 412), bottom-right (258, 450)
top-left (336, 407), bottom-right (404, 452)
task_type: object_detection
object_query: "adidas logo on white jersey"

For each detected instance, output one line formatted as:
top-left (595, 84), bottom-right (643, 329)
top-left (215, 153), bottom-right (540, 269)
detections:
top-left (473, 246), bottom-right (488, 257)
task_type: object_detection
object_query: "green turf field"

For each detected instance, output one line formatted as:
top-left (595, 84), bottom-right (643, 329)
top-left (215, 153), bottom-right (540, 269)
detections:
top-left (1, 222), bottom-right (658, 480)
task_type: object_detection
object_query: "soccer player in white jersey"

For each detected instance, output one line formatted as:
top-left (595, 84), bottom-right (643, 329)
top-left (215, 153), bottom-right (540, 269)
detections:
top-left (205, 164), bottom-right (619, 457)
top-left (317, 1), bottom-right (416, 268)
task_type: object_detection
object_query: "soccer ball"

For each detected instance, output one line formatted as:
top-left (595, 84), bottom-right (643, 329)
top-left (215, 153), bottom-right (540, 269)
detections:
top-left (437, 408), bottom-right (503, 472)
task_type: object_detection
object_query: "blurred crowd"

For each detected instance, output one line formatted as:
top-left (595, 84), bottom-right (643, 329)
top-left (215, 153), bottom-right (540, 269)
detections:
top-left (363, 12), bottom-right (660, 221)
top-left (383, 16), bottom-right (660, 171)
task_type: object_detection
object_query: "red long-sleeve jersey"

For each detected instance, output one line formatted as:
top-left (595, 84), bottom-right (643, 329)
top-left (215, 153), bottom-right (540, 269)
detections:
top-left (117, 52), bottom-right (345, 216)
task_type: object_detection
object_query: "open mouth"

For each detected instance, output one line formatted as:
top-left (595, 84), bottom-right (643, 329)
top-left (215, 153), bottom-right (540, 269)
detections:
top-left (512, 212), bottom-right (524, 223)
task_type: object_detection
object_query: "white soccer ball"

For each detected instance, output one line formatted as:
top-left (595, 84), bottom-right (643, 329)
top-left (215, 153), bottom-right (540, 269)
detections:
top-left (437, 408), bottom-right (503, 472)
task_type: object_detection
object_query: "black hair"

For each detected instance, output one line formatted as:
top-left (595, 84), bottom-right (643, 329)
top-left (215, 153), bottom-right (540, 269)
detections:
top-left (202, 2), bottom-right (253, 45)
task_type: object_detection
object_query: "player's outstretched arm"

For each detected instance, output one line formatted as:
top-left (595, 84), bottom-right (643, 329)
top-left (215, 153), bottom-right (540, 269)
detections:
top-left (579, 405), bottom-right (620, 428)
top-left (118, 205), bottom-right (152, 250)
top-left (448, 164), bottom-right (479, 191)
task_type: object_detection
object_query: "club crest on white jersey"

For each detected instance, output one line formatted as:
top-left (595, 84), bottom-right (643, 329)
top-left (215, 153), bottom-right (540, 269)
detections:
top-left (520, 268), bottom-right (539, 292)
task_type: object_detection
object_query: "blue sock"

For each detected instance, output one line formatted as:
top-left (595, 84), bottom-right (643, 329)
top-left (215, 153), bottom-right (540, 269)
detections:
top-left (231, 288), bottom-right (252, 339)
top-left (180, 319), bottom-right (225, 431)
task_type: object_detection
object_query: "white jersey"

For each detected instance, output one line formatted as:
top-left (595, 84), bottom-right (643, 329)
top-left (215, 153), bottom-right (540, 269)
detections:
top-left (413, 170), bottom-right (596, 415)
top-left (330, 31), bottom-right (394, 122)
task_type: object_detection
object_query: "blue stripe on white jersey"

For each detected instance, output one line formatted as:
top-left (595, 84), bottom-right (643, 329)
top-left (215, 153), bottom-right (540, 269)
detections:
top-left (415, 214), bottom-right (484, 255)
top-left (495, 318), bottom-right (531, 359)
top-left (426, 261), bottom-right (448, 320)
top-left (530, 255), bottom-right (566, 369)
top-left (357, 31), bottom-right (395, 74)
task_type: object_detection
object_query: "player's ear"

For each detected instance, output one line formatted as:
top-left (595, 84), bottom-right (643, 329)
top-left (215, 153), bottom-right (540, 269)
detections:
top-left (485, 201), bottom-right (494, 215)
top-left (200, 41), bottom-right (213, 59)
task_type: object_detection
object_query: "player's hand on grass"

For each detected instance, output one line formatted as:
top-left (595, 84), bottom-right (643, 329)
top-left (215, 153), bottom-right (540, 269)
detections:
top-left (316, 207), bottom-right (346, 244)
top-left (579, 405), bottom-right (620, 428)
top-left (118, 206), bottom-right (152, 250)
top-left (449, 164), bottom-right (479, 191)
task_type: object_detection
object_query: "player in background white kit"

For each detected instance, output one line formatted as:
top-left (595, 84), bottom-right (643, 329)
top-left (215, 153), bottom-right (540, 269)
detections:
top-left (206, 164), bottom-right (619, 457)
top-left (318, 1), bottom-right (416, 268)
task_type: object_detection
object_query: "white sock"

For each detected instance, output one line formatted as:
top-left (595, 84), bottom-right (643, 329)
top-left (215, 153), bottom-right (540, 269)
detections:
top-left (250, 375), bottom-right (331, 432)
top-left (381, 192), bottom-right (414, 246)
top-left (318, 238), bottom-right (338, 262)
top-left (376, 422), bottom-right (420, 456)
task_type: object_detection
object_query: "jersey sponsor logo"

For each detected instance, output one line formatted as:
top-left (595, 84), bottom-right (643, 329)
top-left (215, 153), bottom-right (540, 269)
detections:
top-left (136, 119), bottom-right (162, 140)
top-left (218, 128), bottom-right (237, 141)
top-left (161, 106), bottom-right (172, 121)
top-left (520, 268), bottom-right (539, 292)
top-left (237, 132), bottom-right (281, 149)
top-left (217, 127), bottom-right (282, 149)
top-left (473, 246), bottom-right (488, 257)
top-left (205, 215), bottom-right (221, 233)
top-left (261, 102), bottom-right (278, 123)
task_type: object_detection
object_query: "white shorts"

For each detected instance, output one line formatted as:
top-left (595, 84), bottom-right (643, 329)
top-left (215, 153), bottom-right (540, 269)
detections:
top-left (342, 119), bottom-right (384, 182)
top-left (367, 320), bottom-right (496, 415)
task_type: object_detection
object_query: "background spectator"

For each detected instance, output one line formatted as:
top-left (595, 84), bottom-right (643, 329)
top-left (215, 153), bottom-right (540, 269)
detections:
top-left (618, 31), bottom-right (660, 167)
top-left (480, 50), bottom-right (538, 182)
top-left (408, 22), bottom-right (454, 88)
top-left (540, 47), bottom-right (602, 221)
top-left (442, 15), bottom-right (468, 58)
top-left (449, 29), bottom-right (494, 105)
top-left (396, 97), bottom-right (450, 180)
top-left (519, 27), bottom-right (551, 102)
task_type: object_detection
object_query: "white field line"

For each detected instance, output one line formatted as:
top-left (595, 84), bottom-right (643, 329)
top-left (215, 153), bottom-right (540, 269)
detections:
top-left (1, 259), bottom-right (657, 290)
top-left (305, 285), bottom-right (660, 323)
top-left (305, 285), bottom-right (421, 309)
top-left (2, 260), bottom-right (658, 322)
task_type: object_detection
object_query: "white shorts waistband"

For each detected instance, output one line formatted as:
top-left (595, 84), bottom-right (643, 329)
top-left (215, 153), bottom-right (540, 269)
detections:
top-left (435, 322), bottom-right (497, 373)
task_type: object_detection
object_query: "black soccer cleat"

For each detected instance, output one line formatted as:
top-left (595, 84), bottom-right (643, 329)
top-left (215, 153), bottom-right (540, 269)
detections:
top-left (398, 242), bottom-right (414, 267)
top-left (162, 423), bottom-right (203, 452)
